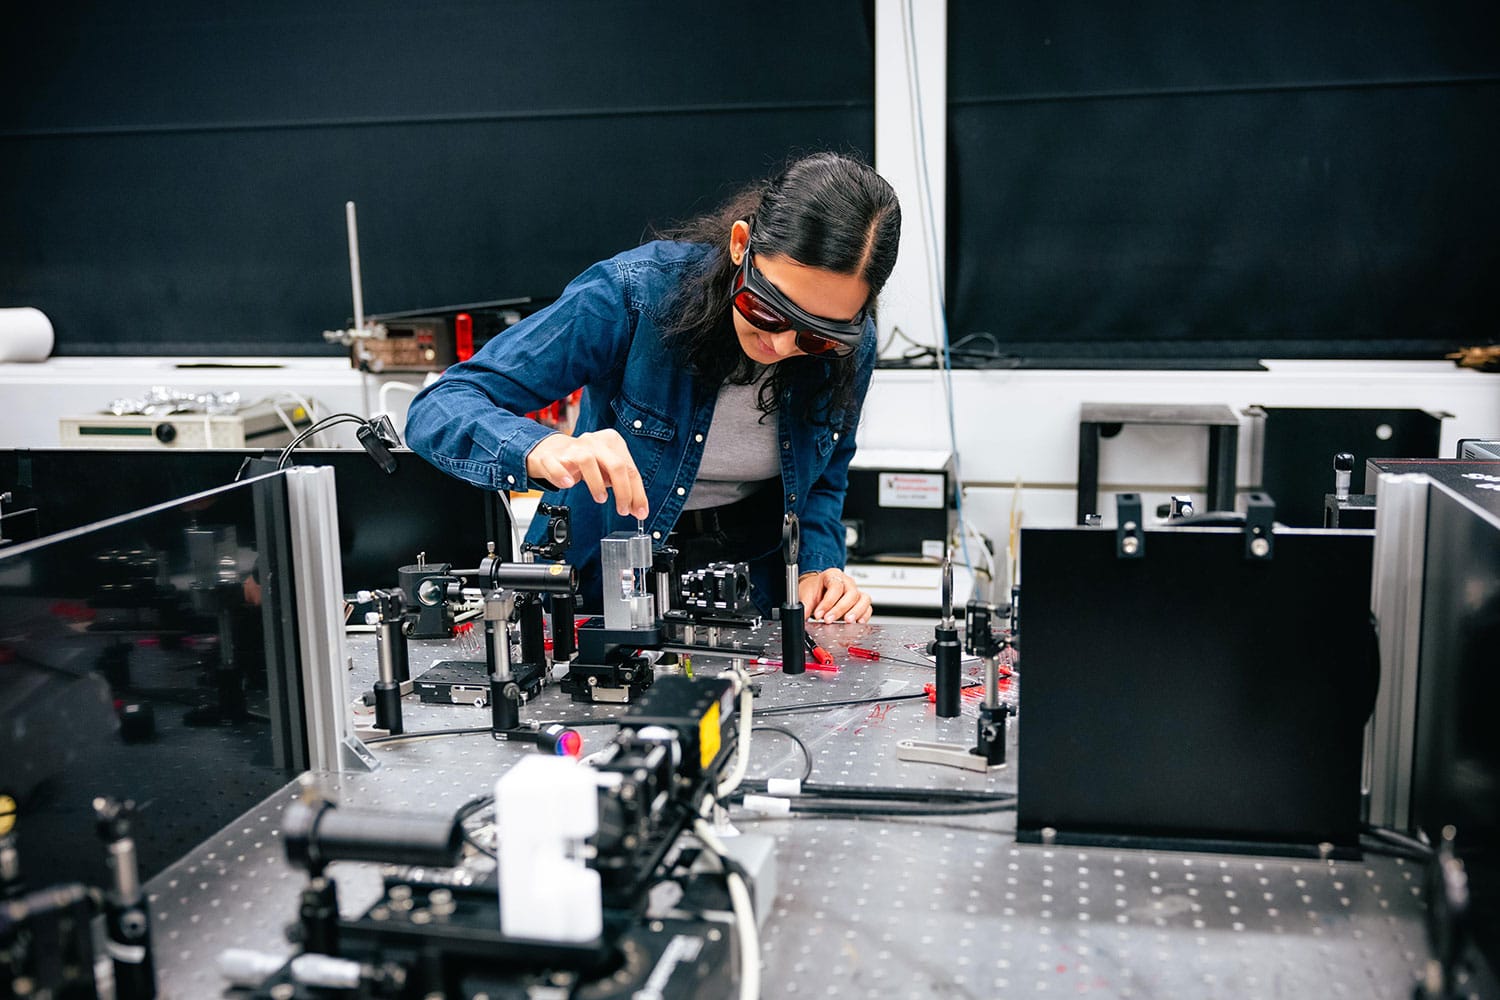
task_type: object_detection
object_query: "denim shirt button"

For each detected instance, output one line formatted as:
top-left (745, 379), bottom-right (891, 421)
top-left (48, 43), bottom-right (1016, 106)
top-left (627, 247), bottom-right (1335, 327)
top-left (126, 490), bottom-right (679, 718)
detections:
top-left (633, 419), bottom-right (643, 429)
top-left (789, 494), bottom-right (797, 502)
top-left (652, 531), bottom-right (661, 539)
top-left (782, 441), bottom-right (790, 450)
top-left (833, 432), bottom-right (840, 441)
top-left (506, 475), bottom-right (515, 485)
top-left (676, 486), bottom-right (686, 496)
top-left (694, 433), bottom-right (704, 443)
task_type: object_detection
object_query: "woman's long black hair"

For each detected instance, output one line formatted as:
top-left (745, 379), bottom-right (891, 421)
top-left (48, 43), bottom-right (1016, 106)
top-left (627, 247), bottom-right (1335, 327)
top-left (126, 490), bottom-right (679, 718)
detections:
top-left (657, 152), bottom-right (901, 425)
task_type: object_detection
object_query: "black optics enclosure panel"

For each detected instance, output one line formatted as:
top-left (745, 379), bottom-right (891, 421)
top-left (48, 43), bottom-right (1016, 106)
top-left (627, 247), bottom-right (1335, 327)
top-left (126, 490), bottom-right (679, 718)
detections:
top-left (0, 474), bottom-right (306, 888)
top-left (1017, 524), bottom-right (1376, 853)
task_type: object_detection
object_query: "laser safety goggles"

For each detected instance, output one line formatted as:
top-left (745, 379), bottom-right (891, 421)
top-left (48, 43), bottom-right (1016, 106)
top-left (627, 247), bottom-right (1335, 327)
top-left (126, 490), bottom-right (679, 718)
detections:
top-left (731, 239), bottom-right (866, 358)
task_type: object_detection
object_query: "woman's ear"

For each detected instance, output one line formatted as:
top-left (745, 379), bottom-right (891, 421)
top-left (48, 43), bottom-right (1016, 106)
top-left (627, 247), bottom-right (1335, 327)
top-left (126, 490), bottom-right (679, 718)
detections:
top-left (729, 219), bottom-right (750, 265)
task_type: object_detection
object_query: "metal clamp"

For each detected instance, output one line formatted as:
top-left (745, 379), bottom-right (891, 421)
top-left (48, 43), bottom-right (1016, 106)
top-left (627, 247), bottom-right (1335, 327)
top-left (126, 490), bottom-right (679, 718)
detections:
top-left (1244, 493), bottom-right (1276, 561)
top-left (1116, 493), bottom-right (1145, 559)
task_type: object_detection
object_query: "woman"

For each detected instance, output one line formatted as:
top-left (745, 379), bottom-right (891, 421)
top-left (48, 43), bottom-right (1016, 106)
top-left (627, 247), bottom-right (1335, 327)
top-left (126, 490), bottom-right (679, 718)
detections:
top-left (405, 151), bottom-right (901, 623)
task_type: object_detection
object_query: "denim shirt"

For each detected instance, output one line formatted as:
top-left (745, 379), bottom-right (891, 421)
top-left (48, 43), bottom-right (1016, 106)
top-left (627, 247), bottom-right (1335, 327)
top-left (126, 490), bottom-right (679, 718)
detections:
top-left (404, 240), bottom-right (875, 612)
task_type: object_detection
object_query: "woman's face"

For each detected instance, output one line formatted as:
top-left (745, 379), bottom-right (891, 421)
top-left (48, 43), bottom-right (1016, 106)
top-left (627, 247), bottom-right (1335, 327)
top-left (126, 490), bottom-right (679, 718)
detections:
top-left (729, 221), bottom-right (870, 366)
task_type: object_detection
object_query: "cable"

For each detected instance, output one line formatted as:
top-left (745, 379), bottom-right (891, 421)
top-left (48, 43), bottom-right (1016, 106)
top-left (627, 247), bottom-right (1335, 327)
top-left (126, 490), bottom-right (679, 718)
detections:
top-left (951, 331), bottom-right (1004, 356)
top-left (249, 390), bottom-right (323, 442)
top-left (376, 379), bottom-right (421, 420)
top-left (1358, 837), bottom-right (1429, 864)
top-left (275, 413), bottom-right (370, 469)
top-left (764, 800), bottom-right (1013, 818)
top-left (275, 390), bottom-right (326, 444)
top-left (748, 726), bottom-right (814, 782)
top-left (736, 779), bottom-right (1012, 806)
top-left (960, 521), bottom-right (997, 598)
top-left (692, 819), bottom-right (761, 1000)
top-left (1008, 478), bottom-right (1023, 593)
top-left (875, 338), bottom-right (1021, 370)
top-left (753, 691), bottom-right (927, 717)
top-left (279, 413), bottom-right (368, 460)
top-left (895, 0), bottom-right (977, 589)
top-left (1362, 824), bottom-right (1434, 858)
top-left (363, 716), bottom-right (622, 747)
top-left (878, 323), bottom-right (930, 357)
top-left (280, 390), bottom-right (322, 422)
top-left (496, 489), bottom-right (523, 561)
top-left (364, 726), bottom-right (491, 746)
top-left (752, 680), bottom-right (981, 718)
top-left (265, 397), bottom-right (301, 439)
top-left (715, 661), bottom-right (755, 801)
top-left (723, 873), bottom-right (758, 999)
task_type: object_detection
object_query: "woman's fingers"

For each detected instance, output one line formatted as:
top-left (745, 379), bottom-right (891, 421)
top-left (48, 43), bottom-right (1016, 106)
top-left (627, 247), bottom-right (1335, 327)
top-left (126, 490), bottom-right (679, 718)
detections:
top-left (802, 569), bottom-right (874, 623)
top-left (524, 430), bottom-right (649, 518)
top-left (595, 431), bottom-right (648, 518)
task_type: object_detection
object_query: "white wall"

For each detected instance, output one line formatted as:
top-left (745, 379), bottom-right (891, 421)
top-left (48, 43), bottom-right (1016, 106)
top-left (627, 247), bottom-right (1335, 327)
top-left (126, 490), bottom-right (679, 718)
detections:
top-left (875, 0), bottom-right (946, 357)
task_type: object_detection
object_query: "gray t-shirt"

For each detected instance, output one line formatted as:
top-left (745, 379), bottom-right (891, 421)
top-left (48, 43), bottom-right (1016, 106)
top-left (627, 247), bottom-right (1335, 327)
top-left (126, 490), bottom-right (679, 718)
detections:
top-left (682, 368), bottom-right (780, 511)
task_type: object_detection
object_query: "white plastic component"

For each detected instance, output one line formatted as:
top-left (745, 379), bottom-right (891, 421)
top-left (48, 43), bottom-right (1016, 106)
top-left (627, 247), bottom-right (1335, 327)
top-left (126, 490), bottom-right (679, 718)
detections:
top-left (765, 777), bottom-right (802, 797)
top-left (217, 948), bottom-right (285, 987)
top-left (291, 952), bottom-right (362, 989)
top-left (741, 794), bottom-right (791, 817)
top-left (495, 755), bottom-right (603, 942)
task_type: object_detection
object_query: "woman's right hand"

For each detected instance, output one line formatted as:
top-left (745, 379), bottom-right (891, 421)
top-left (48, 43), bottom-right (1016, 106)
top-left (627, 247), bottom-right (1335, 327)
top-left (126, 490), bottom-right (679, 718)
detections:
top-left (526, 430), bottom-right (649, 520)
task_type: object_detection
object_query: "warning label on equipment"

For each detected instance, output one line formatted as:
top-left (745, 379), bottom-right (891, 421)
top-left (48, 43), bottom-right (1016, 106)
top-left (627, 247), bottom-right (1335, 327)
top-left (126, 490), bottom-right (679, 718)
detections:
top-left (878, 472), bottom-right (944, 509)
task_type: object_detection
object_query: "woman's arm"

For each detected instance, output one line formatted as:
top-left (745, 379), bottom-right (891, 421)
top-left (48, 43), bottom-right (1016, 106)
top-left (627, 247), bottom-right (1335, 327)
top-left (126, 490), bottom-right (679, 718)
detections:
top-left (794, 332), bottom-right (878, 622)
top-left (404, 258), bottom-right (636, 495)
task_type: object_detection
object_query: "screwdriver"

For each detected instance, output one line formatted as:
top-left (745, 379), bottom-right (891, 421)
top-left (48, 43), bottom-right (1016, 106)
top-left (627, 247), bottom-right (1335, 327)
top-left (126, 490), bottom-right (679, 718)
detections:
top-left (848, 644), bottom-right (963, 670)
top-left (804, 631), bottom-right (835, 666)
top-left (752, 656), bottom-right (838, 674)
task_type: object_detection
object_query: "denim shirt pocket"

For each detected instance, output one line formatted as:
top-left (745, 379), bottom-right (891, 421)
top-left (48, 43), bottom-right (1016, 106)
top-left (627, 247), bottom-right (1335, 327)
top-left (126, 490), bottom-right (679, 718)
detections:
top-left (611, 391), bottom-right (676, 484)
top-left (814, 426), bottom-right (836, 458)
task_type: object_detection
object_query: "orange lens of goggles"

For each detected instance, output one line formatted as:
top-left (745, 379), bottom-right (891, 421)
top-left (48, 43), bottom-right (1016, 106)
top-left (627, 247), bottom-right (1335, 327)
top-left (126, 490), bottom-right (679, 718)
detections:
top-left (734, 289), bottom-right (848, 355)
top-left (732, 288), bottom-right (794, 333)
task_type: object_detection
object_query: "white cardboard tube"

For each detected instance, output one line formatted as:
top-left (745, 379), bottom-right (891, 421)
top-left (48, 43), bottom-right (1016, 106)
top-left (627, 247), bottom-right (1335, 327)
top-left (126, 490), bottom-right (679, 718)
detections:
top-left (0, 307), bottom-right (54, 363)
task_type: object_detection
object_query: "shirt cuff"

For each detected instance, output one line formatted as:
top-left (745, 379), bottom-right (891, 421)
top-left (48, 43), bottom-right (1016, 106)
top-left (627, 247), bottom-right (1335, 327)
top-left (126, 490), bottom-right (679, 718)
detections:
top-left (498, 424), bottom-right (559, 491)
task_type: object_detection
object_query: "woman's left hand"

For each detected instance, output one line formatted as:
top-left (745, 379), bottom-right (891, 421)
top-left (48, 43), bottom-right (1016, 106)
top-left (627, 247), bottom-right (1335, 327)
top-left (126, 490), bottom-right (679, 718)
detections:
top-left (798, 568), bottom-right (873, 624)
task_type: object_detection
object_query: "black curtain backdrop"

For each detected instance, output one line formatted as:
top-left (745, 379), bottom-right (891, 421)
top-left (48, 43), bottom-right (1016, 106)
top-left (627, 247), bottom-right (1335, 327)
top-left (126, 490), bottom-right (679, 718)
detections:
top-left (0, 1), bottom-right (876, 356)
top-left (7, 3), bottom-right (1497, 363)
top-left (947, 0), bottom-right (1500, 362)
